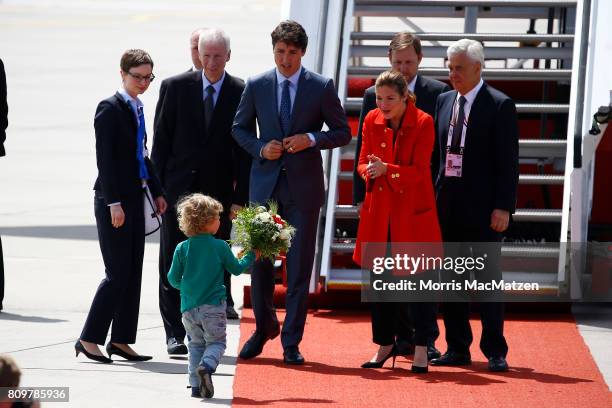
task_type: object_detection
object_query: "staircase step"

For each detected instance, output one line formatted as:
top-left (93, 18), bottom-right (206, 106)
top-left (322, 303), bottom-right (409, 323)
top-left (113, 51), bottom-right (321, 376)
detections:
top-left (331, 242), bottom-right (560, 258)
top-left (334, 205), bottom-right (562, 222)
top-left (355, 1), bottom-right (575, 19)
top-left (351, 32), bottom-right (574, 43)
top-left (348, 67), bottom-right (572, 81)
top-left (342, 138), bottom-right (567, 158)
top-left (344, 97), bottom-right (569, 115)
top-left (350, 44), bottom-right (573, 60)
top-left (338, 171), bottom-right (564, 185)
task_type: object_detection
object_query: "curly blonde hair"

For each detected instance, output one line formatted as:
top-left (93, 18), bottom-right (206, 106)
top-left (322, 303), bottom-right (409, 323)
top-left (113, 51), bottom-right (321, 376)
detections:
top-left (176, 194), bottom-right (223, 237)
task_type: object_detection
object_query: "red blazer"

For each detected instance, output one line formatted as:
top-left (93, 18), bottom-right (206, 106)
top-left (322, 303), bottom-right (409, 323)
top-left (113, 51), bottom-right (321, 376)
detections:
top-left (353, 102), bottom-right (442, 267)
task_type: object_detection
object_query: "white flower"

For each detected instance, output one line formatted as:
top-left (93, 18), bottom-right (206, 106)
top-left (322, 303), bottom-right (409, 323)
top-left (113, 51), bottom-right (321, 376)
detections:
top-left (255, 206), bottom-right (267, 214)
top-left (272, 232), bottom-right (279, 241)
top-left (255, 212), bottom-right (271, 222)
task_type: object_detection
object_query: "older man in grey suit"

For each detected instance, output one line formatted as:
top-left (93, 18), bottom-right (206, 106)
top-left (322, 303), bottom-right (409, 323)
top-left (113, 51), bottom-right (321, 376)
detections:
top-left (232, 20), bottom-right (350, 365)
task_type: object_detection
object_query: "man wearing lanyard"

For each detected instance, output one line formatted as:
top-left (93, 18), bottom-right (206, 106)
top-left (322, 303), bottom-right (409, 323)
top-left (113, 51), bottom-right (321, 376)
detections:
top-left (431, 39), bottom-right (518, 372)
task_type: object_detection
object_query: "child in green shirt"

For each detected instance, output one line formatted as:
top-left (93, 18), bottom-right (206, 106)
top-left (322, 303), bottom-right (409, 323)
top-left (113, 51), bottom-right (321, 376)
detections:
top-left (167, 194), bottom-right (256, 399)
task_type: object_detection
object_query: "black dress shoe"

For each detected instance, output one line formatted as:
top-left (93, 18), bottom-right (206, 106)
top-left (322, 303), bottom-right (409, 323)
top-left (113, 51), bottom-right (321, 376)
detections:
top-left (226, 305), bottom-right (239, 320)
top-left (74, 340), bottom-right (112, 364)
top-left (167, 337), bottom-right (188, 355)
top-left (283, 346), bottom-right (305, 365)
top-left (430, 351), bottom-right (471, 366)
top-left (238, 328), bottom-right (278, 360)
top-left (488, 356), bottom-right (509, 372)
top-left (427, 344), bottom-right (441, 361)
top-left (395, 340), bottom-right (415, 356)
top-left (106, 343), bottom-right (152, 361)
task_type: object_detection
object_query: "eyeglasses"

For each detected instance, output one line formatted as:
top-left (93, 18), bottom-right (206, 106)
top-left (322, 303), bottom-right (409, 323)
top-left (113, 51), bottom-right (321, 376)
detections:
top-left (126, 71), bottom-right (155, 83)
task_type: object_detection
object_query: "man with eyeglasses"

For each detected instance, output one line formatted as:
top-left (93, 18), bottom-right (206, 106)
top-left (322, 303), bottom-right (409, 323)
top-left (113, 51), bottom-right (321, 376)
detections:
top-left (152, 28), bottom-right (251, 356)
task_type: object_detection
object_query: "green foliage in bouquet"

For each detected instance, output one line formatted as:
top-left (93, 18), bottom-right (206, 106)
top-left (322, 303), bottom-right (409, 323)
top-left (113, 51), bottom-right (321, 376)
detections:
top-left (231, 201), bottom-right (296, 262)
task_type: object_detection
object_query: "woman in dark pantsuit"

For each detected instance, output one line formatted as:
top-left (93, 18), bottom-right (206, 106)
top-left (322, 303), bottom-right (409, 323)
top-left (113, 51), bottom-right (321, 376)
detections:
top-left (76, 49), bottom-right (166, 363)
top-left (353, 71), bottom-right (441, 373)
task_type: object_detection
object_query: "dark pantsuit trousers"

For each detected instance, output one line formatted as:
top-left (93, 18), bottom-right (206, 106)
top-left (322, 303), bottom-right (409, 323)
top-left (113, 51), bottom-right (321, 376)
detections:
top-left (250, 172), bottom-right (319, 349)
top-left (440, 218), bottom-right (508, 358)
top-left (0, 235), bottom-right (4, 310)
top-left (81, 193), bottom-right (145, 345)
top-left (370, 301), bottom-right (437, 346)
top-left (159, 195), bottom-right (235, 342)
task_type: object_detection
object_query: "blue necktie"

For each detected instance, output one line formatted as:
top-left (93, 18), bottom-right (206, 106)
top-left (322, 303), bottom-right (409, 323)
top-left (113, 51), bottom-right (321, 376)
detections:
top-left (135, 105), bottom-right (149, 180)
top-left (279, 79), bottom-right (291, 136)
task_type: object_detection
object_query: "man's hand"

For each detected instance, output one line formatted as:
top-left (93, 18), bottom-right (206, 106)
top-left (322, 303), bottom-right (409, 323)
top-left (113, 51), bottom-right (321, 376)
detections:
top-left (230, 204), bottom-right (243, 220)
top-left (490, 209), bottom-right (510, 232)
top-left (110, 204), bottom-right (125, 228)
top-left (155, 196), bottom-right (168, 216)
top-left (262, 140), bottom-right (284, 160)
top-left (366, 154), bottom-right (387, 179)
top-left (283, 133), bottom-right (312, 154)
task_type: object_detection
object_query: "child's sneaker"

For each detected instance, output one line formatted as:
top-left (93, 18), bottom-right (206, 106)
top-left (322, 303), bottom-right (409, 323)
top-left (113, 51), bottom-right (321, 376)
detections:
top-left (190, 387), bottom-right (201, 398)
top-left (196, 365), bottom-right (214, 398)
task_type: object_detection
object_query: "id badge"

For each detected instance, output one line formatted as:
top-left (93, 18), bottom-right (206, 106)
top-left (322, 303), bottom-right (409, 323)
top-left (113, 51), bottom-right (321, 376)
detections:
top-left (445, 153), bottom-right (463, 177)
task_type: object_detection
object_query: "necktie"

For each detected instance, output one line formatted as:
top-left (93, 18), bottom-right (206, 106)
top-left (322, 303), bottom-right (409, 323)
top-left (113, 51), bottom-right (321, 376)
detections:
top-left (451, 95), bottom-right (467, 150)
top-left (135, 105), bottom-right (149, 180)
top-left (279, 79), bottom-right (291, 136)
top-left (204, 85), bottom-right (215, 132)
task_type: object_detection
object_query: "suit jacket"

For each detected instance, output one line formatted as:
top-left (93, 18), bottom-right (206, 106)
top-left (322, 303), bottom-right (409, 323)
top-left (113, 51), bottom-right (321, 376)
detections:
top-left (152, 71), bottom-right (250, 208)
top-left (0, 58), bottom-right (7, 157)
top-left (353, 75), bottom-right (450, 204)
top-left (434, 82), bottom-right (519, 227)
top-left (353, 103), bottom-right (441, 265)
top-left (232, 67), bottom-right (351, 210)
top-left (93, 93), bottom-right (163, 205)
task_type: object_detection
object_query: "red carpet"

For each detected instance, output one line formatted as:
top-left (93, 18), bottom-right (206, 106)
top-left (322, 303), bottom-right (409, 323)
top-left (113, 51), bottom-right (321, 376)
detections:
top-left (233, 310), bottom-right (612, 407)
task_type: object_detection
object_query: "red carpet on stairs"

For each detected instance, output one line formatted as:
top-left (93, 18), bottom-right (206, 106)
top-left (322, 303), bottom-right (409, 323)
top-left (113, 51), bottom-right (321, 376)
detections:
top-left (233, 309), bottom-right (612, 407)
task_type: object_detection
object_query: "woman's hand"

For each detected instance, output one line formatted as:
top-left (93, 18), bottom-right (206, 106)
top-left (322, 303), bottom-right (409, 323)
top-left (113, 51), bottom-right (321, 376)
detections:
top-left (110, 204), bottom-right (125, 228)
top-left (155, 196), bottom-right (168, 215)
top-left (366, 154), bottom-right (387, 179)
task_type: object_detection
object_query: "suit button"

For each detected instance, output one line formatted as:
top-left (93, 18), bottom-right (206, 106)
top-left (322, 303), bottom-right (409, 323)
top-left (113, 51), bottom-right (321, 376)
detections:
top-left (381, 142), bottom-right (386, 148)
top-left (191, 170), bottom-right (196, 174)
top-left (391, 174), bottom-right (395, 179)
top-left (395, 173), bottom-right (400, 178)
top-left (400, 189), bottom-right (404, 194)
top-left (379, 186), bottom-right (383, 191)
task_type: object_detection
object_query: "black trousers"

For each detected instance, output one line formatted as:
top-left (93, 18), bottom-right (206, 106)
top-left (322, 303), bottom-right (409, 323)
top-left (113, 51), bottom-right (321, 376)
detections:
top-left (0, 235), bottom-right (4, 310)
top-left (439, 217), bottom-right (508, 358)
top-left (80, 194), bottom-right (145, 345)
top-left (159, 193), bottom-right (234, 342)
top-left (250, 172), bottom-right (320, 349)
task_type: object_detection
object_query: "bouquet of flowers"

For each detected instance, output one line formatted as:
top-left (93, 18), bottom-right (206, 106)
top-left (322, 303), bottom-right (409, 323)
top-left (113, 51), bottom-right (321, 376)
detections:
top-left (231, 201), bottom-right (296, 262)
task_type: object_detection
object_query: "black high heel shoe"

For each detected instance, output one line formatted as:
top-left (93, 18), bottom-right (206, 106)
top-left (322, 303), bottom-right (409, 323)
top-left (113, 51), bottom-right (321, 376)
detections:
top-left (411, 364), bottom-right (428, 373)
top-left (75, 340), bottom-right (112, 364)
top-left (106, 343), bottom-right (152, 361)
top-left (361, 346), bottom-right (397, 369)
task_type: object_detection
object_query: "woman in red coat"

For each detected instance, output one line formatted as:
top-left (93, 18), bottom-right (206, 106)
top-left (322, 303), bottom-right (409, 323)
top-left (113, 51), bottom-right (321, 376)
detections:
top-left (353, 70), bottom-right (441, 373)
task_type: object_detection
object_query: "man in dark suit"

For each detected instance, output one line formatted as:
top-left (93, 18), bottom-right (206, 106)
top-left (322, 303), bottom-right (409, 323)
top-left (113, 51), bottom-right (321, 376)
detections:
top-left (152, 28), bottom-right (251, 355)
top-left (232, 20), bottom-right (351, 365)
top-left (352, 32), bottom-right (449, 360)
top-left (430, 39), bottom-right (518, 372)
top-left (0, 58), bottom-right (7, 311)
